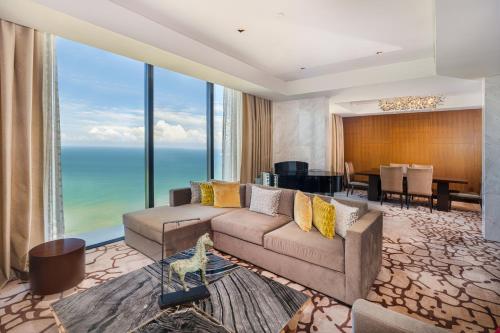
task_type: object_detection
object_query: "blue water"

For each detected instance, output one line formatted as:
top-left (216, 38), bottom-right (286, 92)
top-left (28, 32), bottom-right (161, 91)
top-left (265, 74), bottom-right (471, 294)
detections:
top-left (61, 147), bottom-right (220, 236)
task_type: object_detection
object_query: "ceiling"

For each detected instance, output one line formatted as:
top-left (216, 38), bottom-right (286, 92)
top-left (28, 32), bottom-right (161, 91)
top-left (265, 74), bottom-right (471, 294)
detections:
top-left (0, 0), bottom-right (494, 102)
top-left (112, 0), bottom-right (435, 81)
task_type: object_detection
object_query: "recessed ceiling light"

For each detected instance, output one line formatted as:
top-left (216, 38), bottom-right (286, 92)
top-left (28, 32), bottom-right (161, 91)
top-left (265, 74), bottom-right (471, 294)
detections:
top-left (376, 51), bottom-right (383, 55)
top-left (300, 67), bottom-right (306, 70)
top-left (237, 29), bottom-right (245, 33)
top-left (277, 12), bottom-right (285, 17)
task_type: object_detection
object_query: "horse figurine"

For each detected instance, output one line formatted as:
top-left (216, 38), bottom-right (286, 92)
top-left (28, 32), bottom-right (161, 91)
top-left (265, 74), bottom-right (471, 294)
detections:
top-left (168, 233), bottom-right (213, 291)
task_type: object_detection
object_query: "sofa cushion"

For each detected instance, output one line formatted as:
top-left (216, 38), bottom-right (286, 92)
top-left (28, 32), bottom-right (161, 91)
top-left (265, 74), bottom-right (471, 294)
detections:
top-left (294, 191), bottom-right (312, 232)
top-left (312, 195), bottom-right (335, 239)
top-left (331, 198), bottom-right (366, 238)
top-left (212, 182), bottom-right (241, 208)
top-left (245, 184), bottom-right (295, 218)
top-left (264, 222), bottom-right (345, 272)
top-left (190, 181), bottom-right (202, 203)
top-left (249, 185), bottom-right (282, 216)
top-left (200, 182), bottom-right (214, 205)
top-left (123, 204), bottom-right (233, 243)
top-left (211, 208), bottom-right (292, 245)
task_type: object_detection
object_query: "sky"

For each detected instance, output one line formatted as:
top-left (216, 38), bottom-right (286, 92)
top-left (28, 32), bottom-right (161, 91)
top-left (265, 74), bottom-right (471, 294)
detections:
top-left (57, 37), bottom-right (222, 148)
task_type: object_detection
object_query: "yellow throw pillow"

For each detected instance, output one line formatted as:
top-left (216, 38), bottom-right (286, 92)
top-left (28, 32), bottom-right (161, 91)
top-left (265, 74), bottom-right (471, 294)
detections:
top-left (312, 196), bottom-right (335, 239)
top-left (200, 182), bottom-right (214, 206)
top-left (294, 191), bottom-right (312, 232)
top-left (212, 182), bottom-right (241, 208)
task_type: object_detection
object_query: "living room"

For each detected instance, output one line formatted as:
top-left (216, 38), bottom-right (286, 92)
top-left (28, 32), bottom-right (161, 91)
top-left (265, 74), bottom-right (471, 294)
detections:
top-left (1, 1), bottom-right (499, 332)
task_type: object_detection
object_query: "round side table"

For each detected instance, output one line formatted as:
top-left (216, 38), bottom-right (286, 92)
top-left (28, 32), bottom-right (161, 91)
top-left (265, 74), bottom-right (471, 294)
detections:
top-left (29, 238), bottom-right (86, 295)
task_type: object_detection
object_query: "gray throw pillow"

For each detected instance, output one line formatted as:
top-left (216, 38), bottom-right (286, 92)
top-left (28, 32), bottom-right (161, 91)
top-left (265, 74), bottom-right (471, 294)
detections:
top-left (249, 185), bottom-right (282, 216)
top-left (190, 181), bottom-right (202, 203)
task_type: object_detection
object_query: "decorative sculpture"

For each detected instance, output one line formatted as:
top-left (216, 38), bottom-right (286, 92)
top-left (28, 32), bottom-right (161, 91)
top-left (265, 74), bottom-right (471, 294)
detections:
top-left (168, 233), bottom-right (213, 291)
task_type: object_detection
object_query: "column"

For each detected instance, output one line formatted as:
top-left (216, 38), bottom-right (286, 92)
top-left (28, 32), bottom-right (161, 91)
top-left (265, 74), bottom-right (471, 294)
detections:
top-left (483, 75), bottom-right (500, 241)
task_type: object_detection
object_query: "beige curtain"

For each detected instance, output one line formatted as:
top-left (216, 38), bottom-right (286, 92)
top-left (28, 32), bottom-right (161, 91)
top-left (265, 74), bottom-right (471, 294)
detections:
top-left (331, 114), bottom-right (345, 173)
top-left (240, 94), bottom-right (272, 184)
top-left (1, 20), bottom-right (45, 287)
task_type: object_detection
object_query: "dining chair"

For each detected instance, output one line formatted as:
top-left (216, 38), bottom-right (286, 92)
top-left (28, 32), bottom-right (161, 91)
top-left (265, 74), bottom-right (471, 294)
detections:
top-left (411, 164), bottom-right (433, 169)
top-left (390, 163), bottom-right (409, 174)
top-left (344, 161), bottom-right (368, 196)
top-left (406, 167), bottom-right (434, 212)
top-left (380, 166), bottom-right (405, 208)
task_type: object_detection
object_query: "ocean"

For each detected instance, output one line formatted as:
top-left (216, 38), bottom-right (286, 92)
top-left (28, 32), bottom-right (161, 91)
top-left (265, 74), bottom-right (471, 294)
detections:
top-left (61, 147), bottom-right (220, 236)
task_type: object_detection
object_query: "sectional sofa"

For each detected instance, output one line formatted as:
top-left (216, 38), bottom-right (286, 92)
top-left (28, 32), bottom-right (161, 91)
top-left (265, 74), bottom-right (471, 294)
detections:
top-left (123, 184), bottom-right (383, 305)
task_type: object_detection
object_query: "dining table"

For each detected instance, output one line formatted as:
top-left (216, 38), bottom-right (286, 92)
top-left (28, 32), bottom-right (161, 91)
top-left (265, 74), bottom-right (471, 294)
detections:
top-left (355, 169), bottom-right (468, 212)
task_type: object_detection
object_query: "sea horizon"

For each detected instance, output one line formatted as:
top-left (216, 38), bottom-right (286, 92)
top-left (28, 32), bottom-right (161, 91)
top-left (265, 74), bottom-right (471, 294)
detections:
top-left (61, 146), bottom-right (221, 238)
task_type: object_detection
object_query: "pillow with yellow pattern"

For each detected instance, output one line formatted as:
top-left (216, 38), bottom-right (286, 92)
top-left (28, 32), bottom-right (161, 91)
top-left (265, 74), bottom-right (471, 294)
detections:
top-left (312, 196), bottom-right (336, 239)
top-left (294, 191), bottom-right (312, 232)
top-left (200, 182), bottom-right (214, 206)
top-left (212, 182), bottom-right (241, 208)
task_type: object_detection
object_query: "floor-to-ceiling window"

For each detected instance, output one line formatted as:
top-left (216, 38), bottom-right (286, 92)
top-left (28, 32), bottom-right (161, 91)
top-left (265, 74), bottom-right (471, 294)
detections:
top-left (57, 37), bottom-right (242, 245)
top-left (57, 37), bottom-right (145, 245)
top-left (153, 67), bottom-right (207, 206)
top-left (214, 84), bottom-right (224, 180)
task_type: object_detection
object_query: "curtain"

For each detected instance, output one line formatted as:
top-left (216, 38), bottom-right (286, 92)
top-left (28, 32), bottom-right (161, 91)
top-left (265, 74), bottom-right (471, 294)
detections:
top-left (42, 33), bottom-right (64, 240)
top-left (0, 20), bottom-right (45, 287)
top-left (240, 94), bottom-right (272, 184)
top-left (222, 87), bottom-right (243, 182)
top-left (331, 114), bottom-right (344, 173)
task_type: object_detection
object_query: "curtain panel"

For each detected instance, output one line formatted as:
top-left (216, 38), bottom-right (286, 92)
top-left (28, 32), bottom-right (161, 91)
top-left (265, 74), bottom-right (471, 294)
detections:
top-left (331, 114), bottom-right (344, 173)
top-left (0, 20), bottom-right (45, 287)
top-left (240, 94), bottom-right (273, 184)
top-left (222, 88), bottom-right (243, 182)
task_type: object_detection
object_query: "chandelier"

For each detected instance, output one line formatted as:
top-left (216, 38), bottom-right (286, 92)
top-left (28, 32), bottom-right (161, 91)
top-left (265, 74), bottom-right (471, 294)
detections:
top-left (378, 96), bottom-right (445, 112)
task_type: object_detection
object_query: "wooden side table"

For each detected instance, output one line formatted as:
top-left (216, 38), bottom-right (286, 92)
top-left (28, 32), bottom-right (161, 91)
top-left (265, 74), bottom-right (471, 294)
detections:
top-left (29, 238), bottom-right (85, 295)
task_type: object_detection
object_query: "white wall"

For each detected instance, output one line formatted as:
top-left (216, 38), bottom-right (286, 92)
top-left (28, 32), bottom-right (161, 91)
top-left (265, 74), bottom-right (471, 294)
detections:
top-left (272, 97), bottom-right (330, 170)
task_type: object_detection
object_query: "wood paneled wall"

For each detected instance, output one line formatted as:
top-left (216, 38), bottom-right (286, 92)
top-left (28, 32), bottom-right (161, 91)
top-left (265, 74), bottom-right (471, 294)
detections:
top-left (343, 109), bottom-right (482, 193)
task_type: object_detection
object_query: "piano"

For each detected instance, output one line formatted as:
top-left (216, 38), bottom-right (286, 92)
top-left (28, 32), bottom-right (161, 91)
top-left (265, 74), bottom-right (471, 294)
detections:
top-left (274, 161), bottom-right (344, 195)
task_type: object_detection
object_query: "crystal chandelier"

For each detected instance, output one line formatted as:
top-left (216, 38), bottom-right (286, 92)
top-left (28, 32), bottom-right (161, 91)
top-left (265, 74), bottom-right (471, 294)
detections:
top-left (378, 96), bottom-right (445, 112)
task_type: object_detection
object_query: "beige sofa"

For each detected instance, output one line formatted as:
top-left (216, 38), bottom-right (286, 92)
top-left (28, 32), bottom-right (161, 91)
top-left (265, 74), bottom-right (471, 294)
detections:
top-left (123, 184), bottom-right (383, 305)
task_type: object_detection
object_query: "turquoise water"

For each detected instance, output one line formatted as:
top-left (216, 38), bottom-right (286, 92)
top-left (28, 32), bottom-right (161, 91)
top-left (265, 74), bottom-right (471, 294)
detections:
top-left (61, 147), bottom-right (220, 236)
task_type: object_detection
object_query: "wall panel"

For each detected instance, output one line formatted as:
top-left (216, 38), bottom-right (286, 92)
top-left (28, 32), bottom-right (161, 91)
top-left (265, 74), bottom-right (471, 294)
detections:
top-left (343, 109), bottom-right (482, 192)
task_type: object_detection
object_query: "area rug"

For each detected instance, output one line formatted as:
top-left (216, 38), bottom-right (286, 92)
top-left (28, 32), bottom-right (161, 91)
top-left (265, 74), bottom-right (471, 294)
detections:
top-left (51, 250), bottom-right (309, 333)
top-left (0, 198), bottom-right (498, 333)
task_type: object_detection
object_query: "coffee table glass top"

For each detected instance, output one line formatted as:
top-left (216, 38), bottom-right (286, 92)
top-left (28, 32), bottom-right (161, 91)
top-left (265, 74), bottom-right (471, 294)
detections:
top-left (51, 249), bottom-right (310, 333)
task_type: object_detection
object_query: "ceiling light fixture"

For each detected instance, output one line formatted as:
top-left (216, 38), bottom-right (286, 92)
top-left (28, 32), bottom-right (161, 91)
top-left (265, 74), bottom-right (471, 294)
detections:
top-left (300, 67), bottom-right (306, 70)
top-left (376, 51), bottom-right (383, 55)
top-left (277, 12), bottom-right (285, 17)
top-left (237, 29), bottom-right (245, 33)
top-left (378, 96), bottom-right (445, 112)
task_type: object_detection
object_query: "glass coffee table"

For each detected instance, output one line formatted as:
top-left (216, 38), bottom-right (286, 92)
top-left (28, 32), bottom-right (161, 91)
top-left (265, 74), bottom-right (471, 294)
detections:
top-left (51, 250), bottom-right (310, 333)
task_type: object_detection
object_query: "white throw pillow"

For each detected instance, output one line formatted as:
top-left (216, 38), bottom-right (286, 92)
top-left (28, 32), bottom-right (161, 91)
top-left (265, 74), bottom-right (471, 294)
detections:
top-left (249, 186), bottom-right (282, 216)
top-left (190, 181), bottom-right (202, 203)
top-left (330, 199), bottom-right (363, 238)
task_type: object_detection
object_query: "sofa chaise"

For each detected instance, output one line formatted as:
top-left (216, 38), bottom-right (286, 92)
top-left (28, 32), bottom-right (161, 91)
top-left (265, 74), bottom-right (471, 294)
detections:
top-left (123, 184), bottom-right (383, 305)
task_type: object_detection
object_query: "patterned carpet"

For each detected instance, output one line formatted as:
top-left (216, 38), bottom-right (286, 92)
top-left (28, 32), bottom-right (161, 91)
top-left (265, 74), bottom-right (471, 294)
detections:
top-left (0, 197), bottom-right (498, 333)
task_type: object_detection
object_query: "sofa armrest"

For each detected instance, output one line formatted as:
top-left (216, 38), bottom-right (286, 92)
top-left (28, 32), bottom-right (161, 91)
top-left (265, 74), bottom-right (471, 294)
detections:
top-left (352, 299), bottom-right (449, 333)
top-left (169, 187), bottom-right (191, 206)
top-left (345, 210), bottom-right (383, 304)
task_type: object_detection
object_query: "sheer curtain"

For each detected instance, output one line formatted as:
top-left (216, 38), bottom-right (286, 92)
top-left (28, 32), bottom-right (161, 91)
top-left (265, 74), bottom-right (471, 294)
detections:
top-left (42, 33), bottom-right (64, 240)
top-left (221, 88), bottom-right (243, 181)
